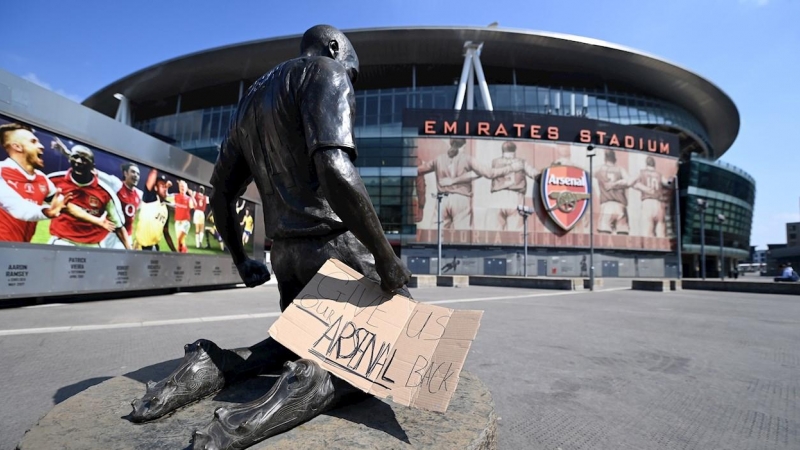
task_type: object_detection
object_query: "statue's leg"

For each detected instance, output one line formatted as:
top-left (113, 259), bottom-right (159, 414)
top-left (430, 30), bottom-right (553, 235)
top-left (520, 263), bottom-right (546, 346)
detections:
top-left (191, 358), bottom-right (363, 450)
top-left (130, 337), bottom-right (298, 423)
top-left (130, 339), bottom-right (231, 422)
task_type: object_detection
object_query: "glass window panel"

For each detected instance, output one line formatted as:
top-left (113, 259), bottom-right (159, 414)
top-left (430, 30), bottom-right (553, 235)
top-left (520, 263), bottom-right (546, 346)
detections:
top-left (525, 87), bottom-right (537, 113)
top-left (381, 176), bottom-right (401, 186)
top-left (366, 96), bottom-right (378, 117)
top-left (382, 186), bottom-right (402, 196)
top-left (538, 88), bottom-right (551, 114)
top-left (381, 196), bottom-right (402, 206)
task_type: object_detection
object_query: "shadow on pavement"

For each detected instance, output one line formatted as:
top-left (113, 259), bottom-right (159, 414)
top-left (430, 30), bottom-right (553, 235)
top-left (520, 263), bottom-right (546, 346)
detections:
top-left (123, 358), bottom-right (181, 384)
top-left (326, 395), bottom-right (410, 444)
top-left (54, 376), bottom-right (113, 404)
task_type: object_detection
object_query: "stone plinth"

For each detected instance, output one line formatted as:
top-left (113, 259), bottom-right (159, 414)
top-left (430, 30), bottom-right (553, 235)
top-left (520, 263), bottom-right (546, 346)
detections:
top-left (581, 278), bottom-right (604, 289)
top-left (469, 275), bottom-right (581, 290)
top-left (632, 279), bottom-right (670, 292)
top-left (409, 275), bottom-right (437, 288)
top-left (18, 367), bottom-right (496, 450)
top-left (437, 275), bottom-right (470, 287)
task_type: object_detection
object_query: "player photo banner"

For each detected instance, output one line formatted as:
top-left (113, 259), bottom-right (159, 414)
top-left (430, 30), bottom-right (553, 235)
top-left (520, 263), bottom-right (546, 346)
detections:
top-left (404, 109), bottom-right (680, 159)
top-left (0, 114), bottom-right (256, 256)
top-left (413, 137), bottom-right (679, 252)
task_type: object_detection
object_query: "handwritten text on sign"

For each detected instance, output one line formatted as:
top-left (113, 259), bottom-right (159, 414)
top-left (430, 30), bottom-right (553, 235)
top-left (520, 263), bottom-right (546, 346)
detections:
top-left (268, 259), bottom-right (482, 413)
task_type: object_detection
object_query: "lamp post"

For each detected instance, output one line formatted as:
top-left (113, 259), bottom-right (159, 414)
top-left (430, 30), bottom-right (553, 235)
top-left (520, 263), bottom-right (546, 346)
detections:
top-left (717, 214), bottom-right (726, 280)
top-left (697, 198), bottom-right (708, 279)
top-left (517, 205), bottom-right (534, 277)
top-left (674, 172), bottom-right (682, 279)
top-left (586, 145), bottom-right (596, 291)
top-left (435, 192), bottom-right (449, 276)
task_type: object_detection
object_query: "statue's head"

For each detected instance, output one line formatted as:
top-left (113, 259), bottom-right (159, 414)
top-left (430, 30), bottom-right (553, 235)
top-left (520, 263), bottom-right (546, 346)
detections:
top-left (300, 25), bottom-right (359, 84)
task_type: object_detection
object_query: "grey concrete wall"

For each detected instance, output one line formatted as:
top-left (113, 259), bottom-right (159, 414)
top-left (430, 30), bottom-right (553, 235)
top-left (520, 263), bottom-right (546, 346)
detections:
top-left (402, 247), bottom-right (676, 278)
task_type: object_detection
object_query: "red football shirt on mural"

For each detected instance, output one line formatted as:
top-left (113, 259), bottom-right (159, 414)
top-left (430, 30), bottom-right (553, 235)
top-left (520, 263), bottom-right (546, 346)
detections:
top-left (194, 191), bottom-right (208, 211)
top-left (596, 164), bottom-right (628, 206)
top-left (48, 170), bottom-right (122, 244)
top-left (116, 184), bottom-right (142, 235)
top-left (0, 158), bottom-right (56, 242)
top-left (173, 193), bottom-right (192, 221)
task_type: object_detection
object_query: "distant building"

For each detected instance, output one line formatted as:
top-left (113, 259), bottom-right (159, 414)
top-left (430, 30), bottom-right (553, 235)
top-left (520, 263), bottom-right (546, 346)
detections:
top-left (787, 222), bottom-right (800, 247)
top-left (765, 243), bottom-right (793, 276)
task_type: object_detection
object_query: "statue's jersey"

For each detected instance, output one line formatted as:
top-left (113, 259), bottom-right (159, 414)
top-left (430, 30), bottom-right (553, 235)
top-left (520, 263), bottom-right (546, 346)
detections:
top-left (213, 56), bottom-right (357, 240)
top-left (490, 157), bottom-right (527, 193)
top-left (596, 164), bottom-right (628, 206)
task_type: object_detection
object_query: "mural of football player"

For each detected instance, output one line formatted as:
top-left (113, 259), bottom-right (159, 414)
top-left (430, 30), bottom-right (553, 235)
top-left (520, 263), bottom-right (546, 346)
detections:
top-left (241, 207), bottom-right (254, 245)
top-left (0, 123), bottom-right (70, 242)
top-left (455, 141), bottom-right (539, 231)
top-left (594, 149), bottom-right (630, 235)
top-left (47, 146), bottom-right (130, 248)
top-left (416, 138), bottom-right (518, 230)
top-left (204, 210), bottom-right (225, 251)
top-left (134, 172), bottom-right (177, 252)
top-left (51, 137), bottom-right (142, 249)
top-left (448, 141), bottom-right (538, 231)
top-left (488, 141), bottom-right (539, 230)
top-left (192, 185), bottom-right (210, 248)
top-left (169, 180), bottom-right (195, 253)
top-left (628, 156), bottom-right (673, 237)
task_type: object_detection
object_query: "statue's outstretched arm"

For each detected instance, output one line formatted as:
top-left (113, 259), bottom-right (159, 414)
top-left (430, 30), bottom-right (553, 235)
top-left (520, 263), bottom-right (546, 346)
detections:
top-left (210, 136), bottom-right (268, 288)
top-left (314, 148), bottom-right (410, 292)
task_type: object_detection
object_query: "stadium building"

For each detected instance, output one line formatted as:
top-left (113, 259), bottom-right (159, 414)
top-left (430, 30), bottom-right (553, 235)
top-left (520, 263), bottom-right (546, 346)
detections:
top-left (82, 26), bottom-right (755, 278)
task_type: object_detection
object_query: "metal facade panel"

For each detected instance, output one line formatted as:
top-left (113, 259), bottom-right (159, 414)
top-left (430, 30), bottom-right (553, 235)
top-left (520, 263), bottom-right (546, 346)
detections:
top-left (1, 246), bottom-right (56, 298)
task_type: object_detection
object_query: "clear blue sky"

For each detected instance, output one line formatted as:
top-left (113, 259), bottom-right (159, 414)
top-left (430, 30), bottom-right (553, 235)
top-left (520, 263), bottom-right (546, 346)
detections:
top-left (2, 0), bottom-right (798, 248)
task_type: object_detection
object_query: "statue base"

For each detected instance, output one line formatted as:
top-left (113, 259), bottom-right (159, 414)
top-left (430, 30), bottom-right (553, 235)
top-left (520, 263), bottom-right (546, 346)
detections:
top-left (18, 362), bottom-right (496, 450)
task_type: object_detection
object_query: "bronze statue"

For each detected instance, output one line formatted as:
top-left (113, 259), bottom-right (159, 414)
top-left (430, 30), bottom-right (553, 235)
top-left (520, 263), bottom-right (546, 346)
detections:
top-left (129, 24), bottom-right (412, 449)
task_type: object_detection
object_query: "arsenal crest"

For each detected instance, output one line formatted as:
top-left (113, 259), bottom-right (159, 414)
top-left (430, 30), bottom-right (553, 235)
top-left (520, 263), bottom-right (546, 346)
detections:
top-left (540, 165), bottom-right (591, 231)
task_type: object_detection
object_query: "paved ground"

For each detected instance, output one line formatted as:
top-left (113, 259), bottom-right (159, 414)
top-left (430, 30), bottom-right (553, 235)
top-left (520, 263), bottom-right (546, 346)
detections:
top-left (1, 283), bottom-right (799, 449)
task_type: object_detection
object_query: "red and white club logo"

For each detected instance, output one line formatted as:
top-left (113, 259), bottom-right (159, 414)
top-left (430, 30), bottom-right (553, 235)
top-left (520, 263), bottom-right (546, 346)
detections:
top-left (88, 196), bottom-right (101, 208)
top-left (540, 165), bottom-right (591, 231)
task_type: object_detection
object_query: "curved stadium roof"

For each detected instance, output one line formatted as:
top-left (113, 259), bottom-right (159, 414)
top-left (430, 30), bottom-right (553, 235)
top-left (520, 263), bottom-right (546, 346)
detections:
top-left (83, 26), bottom-right (739, 157)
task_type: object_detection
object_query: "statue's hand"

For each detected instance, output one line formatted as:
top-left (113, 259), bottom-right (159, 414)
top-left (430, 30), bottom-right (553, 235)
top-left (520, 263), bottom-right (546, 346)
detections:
top-left (236, 259), bottom-right (271, 287)
top-left (375, 254), bottom-right (412, 294)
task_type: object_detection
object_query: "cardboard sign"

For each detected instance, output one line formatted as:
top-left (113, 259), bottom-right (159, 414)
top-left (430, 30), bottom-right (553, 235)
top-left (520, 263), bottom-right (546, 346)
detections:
top-left (268, 259), bottom-right (483, 413)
